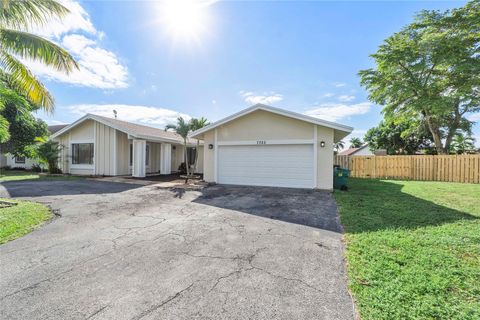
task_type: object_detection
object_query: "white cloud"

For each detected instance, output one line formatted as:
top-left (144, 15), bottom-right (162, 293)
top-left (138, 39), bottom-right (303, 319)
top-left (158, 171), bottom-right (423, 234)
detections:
top-left (322, 93), bottom-right (335, 98)
top-left (240, 91), bottom-right (283, 105)
top-left (304, 102), bottom-right (371, 122)
top-left (34, 0), bottom-right (96, 38)
top-left (333, 82), bottom-right (346, 87)
top-left (468, 113), bottom-right (480, 122)
top-left (338, 95), bottom-right (355, 102)
top-left (68, 104), bottom-right (191, 128)
top-left (25, 0), bottom-right (128, 89)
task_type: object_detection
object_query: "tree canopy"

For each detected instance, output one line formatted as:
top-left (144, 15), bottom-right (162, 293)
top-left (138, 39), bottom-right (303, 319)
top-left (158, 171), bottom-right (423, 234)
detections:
top-left (0, 0), bottom-right (78, 112)
top-left (359, 0), bottom-right (480, 154)
top-left (364, 118), bottom-right (435, 155)
top-left (0, 83), bottom-right (48, 157)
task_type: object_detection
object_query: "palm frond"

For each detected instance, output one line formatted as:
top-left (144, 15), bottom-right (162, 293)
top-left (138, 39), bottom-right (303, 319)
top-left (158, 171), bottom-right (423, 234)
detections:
top-left (1, 29), bottom-right (78, 72)
top-left (0, 0), bottom-right (69, 30)
top-left (0, 51), bottom-right (54, 112)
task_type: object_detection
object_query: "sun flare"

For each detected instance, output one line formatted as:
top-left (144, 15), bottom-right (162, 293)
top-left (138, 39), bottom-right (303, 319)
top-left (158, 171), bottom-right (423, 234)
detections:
top-left (158, 0), bottom-right (211, 42)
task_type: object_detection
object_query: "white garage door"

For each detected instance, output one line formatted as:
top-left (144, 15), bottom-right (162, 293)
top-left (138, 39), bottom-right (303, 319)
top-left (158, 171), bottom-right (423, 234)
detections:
top-left (218, 144), bottom-right (314, 188)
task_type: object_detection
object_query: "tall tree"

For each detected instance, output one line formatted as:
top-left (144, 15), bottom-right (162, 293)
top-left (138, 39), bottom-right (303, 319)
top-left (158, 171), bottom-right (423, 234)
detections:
top-left (364, 118), bottom-right (434, 155)
top-left (359, 0), bottom-right (480, 154)
top-left (349, 137), bottom-right (363, 148)
top-left (166, 117), bottom-right (192, 179)
top-left (189, 117), bottom-right (209, 175)
top-left (0, 83), bottom-right (48, 156)
top-left (0, 0), bottom-right (78, 112)
top-left (334, 140), bottom-right (345, 154)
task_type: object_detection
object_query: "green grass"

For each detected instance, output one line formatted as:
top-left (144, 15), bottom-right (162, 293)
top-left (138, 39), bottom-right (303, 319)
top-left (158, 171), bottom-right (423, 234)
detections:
top-left (0, 170), bottom-right (82, 182)
top-left (335, 179), bottom-right (480, 320)
top-left (0, 199), bottom-right (52, 244)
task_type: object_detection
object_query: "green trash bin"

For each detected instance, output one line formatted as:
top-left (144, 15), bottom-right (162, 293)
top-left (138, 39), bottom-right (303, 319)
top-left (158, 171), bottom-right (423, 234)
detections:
top-left (334, 167), bottom-right (349, 190)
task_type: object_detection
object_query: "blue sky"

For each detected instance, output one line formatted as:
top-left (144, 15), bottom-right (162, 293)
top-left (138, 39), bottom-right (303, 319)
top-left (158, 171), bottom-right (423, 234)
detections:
top-left (31, 0), bottom-right (479, 146)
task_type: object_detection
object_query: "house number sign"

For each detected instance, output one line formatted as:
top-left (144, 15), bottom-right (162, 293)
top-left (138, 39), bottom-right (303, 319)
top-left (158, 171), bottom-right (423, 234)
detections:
top-left (256, 140), bottom-right (266, 145)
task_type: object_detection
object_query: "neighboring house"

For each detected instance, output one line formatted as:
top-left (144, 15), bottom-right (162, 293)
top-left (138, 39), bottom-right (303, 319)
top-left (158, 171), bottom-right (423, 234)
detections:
top-left (51, 114), bottom-right (203, 177)
top-left (190, 104), bottom-right (352, 189)
top-left (1, 124), bottom-right (68, 169)
top-left (338, 144), bottom-right (374, 156)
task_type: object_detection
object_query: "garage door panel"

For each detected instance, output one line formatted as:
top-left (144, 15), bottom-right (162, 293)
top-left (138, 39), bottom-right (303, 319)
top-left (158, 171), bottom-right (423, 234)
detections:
top-left (218, 145), bottom-right (314, 188)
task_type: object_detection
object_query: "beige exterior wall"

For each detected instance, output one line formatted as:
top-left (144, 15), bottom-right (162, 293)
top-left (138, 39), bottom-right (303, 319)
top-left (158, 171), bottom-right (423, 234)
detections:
top-left (316, 125), bottom-right (334, 190)
top-left (54, 120), bottom-right (95, 175)
top-left (54, 118), bottom-right (203, 176)
top-left (217, 110), bottom-right (313, 141)
top-left (171, 145), bottom-right (184, 172)
top-left (201, 111), bottom-right (336, 189)
top-left (203, 131), bottom-right (215, 181)
top-left (116, 131), bottom-right (130, 175)
top-left (95, 122), bottom-right (115, 176)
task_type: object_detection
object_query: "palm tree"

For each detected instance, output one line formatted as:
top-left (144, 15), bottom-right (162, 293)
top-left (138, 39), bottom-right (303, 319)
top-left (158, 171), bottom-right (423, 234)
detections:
top-left (0, 0), bottom-right (78, 112)
top-left (350, 137), bottom-right (363, 148)
top-left (450, 134), bottom-right (476, 154)
top-left (334, 140), bottom-right (345, 153)
top-left (189, 117), bottom-right (209, 175)
top-left (166, 117), bottom-right (191, 180)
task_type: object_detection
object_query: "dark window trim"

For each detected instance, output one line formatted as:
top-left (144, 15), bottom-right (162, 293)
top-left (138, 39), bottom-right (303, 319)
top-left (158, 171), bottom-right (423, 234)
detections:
top-left (71, 143), bottom-right (94, 165)
top-left (14, 156), bottom-right (26, 164)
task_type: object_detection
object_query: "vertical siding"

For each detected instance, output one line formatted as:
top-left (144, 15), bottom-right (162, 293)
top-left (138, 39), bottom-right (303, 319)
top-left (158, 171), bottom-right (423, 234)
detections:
top-left (171, 144), bottom-right (184, 172)
top-left (196, 146), bottom-right (204, 174)
top-left (116, 131), bottom-right (129, 175)
top-left (148, 142), bottom-right (161, 174)
top-left (95, 122), bottom-right (115, 176)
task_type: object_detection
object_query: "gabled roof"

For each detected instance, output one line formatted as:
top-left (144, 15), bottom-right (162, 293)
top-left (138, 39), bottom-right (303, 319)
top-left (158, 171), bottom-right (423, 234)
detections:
top-left (338, 144), bottom-right (369, 156)
top-left (51, 114), bottom-right (198, 144)
top-left (48, 124), bottom-right (68, 134)
top-left (189, 104), bottom-right (353, 139)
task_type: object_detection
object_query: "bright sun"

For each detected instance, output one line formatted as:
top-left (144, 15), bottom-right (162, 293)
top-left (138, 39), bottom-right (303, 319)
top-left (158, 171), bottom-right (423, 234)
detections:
top-left (158, 0), bottom-right (210, 42)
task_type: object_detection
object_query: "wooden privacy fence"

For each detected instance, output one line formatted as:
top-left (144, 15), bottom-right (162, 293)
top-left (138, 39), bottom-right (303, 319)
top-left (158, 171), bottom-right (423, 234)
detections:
top-left (335, 154), bottom-right (480, 184)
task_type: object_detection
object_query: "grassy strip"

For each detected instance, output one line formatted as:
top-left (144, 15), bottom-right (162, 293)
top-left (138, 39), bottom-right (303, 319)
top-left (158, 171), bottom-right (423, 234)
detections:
top-left (335, 179), bottom-right (480, 320)
top-left (0, 198), bottom-right (52, 244)
top-left (0, 170), bottom-right (82, 182)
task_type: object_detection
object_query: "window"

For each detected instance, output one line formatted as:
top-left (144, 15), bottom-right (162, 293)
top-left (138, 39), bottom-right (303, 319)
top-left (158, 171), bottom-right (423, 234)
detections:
top-left (72, 143), bottom-right (94, 165)
top-left (15, 156), bottom-right (26, 164)
top-left (187, 147), bottom-right (196, 165)
top-left (129, 143), bottom-right (150, 166)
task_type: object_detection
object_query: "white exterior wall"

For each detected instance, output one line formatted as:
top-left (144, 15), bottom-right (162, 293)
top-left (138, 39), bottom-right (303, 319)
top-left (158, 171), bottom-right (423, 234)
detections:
top-left (53, 118), bottom-right (203, 176)
top-left (5, 155), bottom-right (43, 170)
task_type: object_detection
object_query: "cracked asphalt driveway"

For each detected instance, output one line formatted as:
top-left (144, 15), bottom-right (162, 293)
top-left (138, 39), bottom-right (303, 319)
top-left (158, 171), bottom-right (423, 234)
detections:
top-left (0, 180), bottom-right (355, 320)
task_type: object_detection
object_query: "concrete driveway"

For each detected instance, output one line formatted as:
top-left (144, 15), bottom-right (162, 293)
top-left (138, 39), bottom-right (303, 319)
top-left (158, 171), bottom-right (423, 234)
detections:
top-left (0, 180), bottom-right (355, 320)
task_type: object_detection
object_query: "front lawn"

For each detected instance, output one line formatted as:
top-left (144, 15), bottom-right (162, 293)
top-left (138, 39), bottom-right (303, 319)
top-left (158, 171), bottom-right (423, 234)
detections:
top-left (0, 199), bottom-right (52, 244)
top-left (0, 170), bottom-right (82, 182)
top-left (335, 179), bottom-right (480, 320)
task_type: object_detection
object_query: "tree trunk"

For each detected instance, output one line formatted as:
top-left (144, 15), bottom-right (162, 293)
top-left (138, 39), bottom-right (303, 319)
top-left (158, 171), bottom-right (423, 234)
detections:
top-left (425, 114), bottom-right (446, 154)
top-left (444, 105), bottom-right (461, 154)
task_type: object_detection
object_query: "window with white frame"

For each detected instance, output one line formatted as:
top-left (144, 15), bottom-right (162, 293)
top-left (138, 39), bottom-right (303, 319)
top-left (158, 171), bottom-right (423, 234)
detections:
top-left (72, 143), bottom-right (94, 165)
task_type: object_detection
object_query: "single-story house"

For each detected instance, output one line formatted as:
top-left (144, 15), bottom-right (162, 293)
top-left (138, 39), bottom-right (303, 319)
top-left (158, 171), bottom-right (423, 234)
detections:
top-left (50, 114), bottom-right (202, 177)
top-left (1, 125), bottom-right (68, 169)
top-left (190, 104), bottom-right (352, 189)
top-left (338, 144), bottom-right (373, 156)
